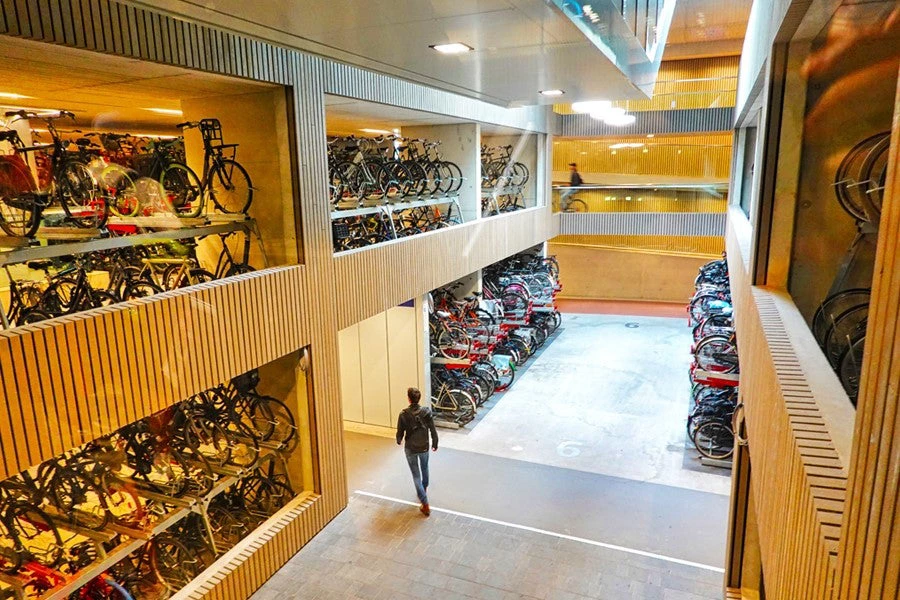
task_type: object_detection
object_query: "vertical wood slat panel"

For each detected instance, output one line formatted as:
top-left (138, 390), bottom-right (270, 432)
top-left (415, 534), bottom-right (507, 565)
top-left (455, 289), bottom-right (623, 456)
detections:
top-left (726, 216), bottom-right (848, 599)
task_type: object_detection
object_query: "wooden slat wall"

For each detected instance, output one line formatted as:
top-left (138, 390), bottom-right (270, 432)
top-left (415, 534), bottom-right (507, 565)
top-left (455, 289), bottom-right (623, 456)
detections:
top-left (833, 71), bottom-right (900, 600)
top-left (0, 266), bottom-right (308, 480)
top-left (333, 206), bottom-right (555, 329)
top-left (0, 2), bottom-right (559, 598)
top-left (557, 212), bottom-right (726, 237)
top-left (726, 220), bottom-right (847, 599)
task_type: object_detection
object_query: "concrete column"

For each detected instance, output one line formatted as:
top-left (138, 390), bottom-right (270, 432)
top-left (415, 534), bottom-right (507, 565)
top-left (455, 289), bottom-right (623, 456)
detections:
top-left (403, 123), bottom-right (480, 222)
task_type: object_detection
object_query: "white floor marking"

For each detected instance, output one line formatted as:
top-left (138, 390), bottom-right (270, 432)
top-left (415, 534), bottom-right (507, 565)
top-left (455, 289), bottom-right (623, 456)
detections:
top-left (353, 490), bottom-right (725, 573)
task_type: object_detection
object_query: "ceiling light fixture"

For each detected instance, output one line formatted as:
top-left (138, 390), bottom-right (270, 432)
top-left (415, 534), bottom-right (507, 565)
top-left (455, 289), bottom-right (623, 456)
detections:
top-left (646, 134), bottom-right (655, 138)
top-left (360, 128), bottom-right (392, 135)
top-left (430, 43), bottom-right (473, 55)
top-left (144, 107), bottom-right (183, 116)
top-left (0, 92), bottom-right (31, 100)
top-left (540, 89), bottom-right (565, 97)
top-left (571, 100), bottom-right (611, 114)
top-left (590, 106), bottom-right (626, 120)
top-left (609, 143), bottom-right (644, 149)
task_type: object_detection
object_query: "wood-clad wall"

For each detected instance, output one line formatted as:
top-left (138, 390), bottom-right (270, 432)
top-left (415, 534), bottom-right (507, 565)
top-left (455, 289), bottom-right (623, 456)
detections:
top-left (726, 213), bottom-right (851, 599)
top-left (0, 2), bottom-right (557, 599)
top-left (833, 72), bottom-right (900, 600)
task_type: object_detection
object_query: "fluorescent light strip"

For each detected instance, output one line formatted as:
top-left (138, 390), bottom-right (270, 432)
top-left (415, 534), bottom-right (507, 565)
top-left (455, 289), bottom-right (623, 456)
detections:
top-left (540, 89), bottom-right (565, 97)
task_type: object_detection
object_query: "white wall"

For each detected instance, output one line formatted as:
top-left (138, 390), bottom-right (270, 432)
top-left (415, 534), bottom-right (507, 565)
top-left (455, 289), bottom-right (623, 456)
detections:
top-left (339, 301), bottom-right (425, 427)
top-left (404, 123), bottom-right (480, 221)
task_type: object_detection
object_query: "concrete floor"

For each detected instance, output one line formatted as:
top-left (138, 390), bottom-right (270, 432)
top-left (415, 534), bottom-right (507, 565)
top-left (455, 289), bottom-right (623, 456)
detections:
top-left (440, 313), bottom-right (731, 496)
top-left (252, 309), bottom-right (732, 599)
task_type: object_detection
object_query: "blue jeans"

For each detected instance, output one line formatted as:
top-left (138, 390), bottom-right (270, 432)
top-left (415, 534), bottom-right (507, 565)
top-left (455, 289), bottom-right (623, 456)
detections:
top-left (405, 449), bottom-right (429, 504)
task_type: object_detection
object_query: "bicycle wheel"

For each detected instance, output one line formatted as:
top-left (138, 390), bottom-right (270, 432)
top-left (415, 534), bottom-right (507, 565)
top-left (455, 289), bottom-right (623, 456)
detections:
top-left (49, 468), bottom-right (110, 531)
top-left (59, 161), bottom-right (107, 228)
top-left (208, 159), bottom-right (253, 214)
top-left (103, 165), bottom-right (141, 217)
top-left (0, 192), bottom-right (39, 238)
top-left (0, 517), bottom-right (21, 574)
top-left (511, 162), bottom-right (529, 186)
top-left (812, 289), bottom-right (870, 347)
top-left (437, 325), bottom-right (471, 360)
top-left (565, 198), bottom-right (587, 212)
top-left (152, 535), bottom-right (202, 592)
top-left (439, 161), bottom-right (463, 195)
top-left (838, 334), bottom-right (865, 406)
top-left (692, 421), bottom-right (734, 460)
top-left (494, 362), bottom-right (515, 391)
top-left (824, 306), bottom-right (868, 368)
top-left (160, 163), bottom-right (203, 218)
top-left (694, 335), bottom-right (739, 373)
top-left (255, 396), bottom-right (298, 453)
top-left (206, 503), bottom-right (250, 553)
top-left (7, 502), bottom-right (64, 568)
top-left (122, 280), bottom-right (164, 300)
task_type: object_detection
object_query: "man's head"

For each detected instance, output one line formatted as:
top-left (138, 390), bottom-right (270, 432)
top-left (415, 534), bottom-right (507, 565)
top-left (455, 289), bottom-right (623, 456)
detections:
top-left (407, 387), bottom-right (421, 405)
top-left (569, 162), bottom-right (577, 172)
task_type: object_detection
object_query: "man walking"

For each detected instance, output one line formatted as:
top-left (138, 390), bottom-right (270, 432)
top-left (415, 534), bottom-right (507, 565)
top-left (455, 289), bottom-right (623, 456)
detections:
top-left (396, 387), bottom-right (438, 516)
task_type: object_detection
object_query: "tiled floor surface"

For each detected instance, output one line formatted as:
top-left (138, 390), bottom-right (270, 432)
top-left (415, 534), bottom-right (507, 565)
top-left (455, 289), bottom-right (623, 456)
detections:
top-left (252, 494), bottom-right (723, 600)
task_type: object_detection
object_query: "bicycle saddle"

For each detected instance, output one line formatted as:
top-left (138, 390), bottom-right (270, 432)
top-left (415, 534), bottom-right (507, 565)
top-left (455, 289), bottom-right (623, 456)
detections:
top-left (26, 260), bottom-right (57, 271)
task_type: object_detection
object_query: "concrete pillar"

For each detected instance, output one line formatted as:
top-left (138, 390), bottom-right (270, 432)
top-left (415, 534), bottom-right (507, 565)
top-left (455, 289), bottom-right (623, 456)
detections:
top-left (403, 123), bottom-right (480, 222)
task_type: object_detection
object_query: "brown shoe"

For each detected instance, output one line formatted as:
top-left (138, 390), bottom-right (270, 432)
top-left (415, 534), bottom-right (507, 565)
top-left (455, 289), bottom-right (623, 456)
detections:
top-left (420, 503), bottom-right (430, 516)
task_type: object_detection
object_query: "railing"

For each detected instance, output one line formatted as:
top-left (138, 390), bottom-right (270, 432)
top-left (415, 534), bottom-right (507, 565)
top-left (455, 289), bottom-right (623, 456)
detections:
top-left (551, 184), bottom-right (727, 255)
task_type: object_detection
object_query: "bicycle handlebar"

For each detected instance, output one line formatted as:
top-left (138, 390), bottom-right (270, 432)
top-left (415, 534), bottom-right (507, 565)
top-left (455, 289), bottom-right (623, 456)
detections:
top-left (176, 121), bottom-right (200, 129)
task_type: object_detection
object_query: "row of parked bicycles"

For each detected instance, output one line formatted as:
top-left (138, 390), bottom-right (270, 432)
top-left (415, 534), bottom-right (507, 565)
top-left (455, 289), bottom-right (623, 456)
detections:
top-left (331, 203), bottom-right (462, 252)
top-left (1, 231), bottom-right (254, 329)
top-left (481, 144), bottom-right (530, 190)
top-left (812, 288), bottom-right (868, 405)
top-left (327, 135), bottom-right (463, 208)
top-left (687, 257), bottom-right (739, 461)
top-left (0, 110), bottom-right (252, 239)
top-left (0, 368), bottom-right (297, 599)
top-left (428, 254), bottom-right (562, 426)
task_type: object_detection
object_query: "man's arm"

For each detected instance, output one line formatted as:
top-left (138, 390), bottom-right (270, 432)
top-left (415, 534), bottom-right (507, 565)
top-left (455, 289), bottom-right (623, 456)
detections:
top-left (428, 413), bottom-right (439, 450)
top-left (396, 413), bottom-right (405, 445)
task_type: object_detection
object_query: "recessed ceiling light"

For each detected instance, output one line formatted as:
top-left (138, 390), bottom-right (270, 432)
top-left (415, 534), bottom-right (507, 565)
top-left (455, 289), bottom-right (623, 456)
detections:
top-left (360, 128), bottom-right (392, 135)
top-left (646, 134), bottom-right (655, 138)
top-left (430, 43), bottom-right (473, 54)
top-left (540, 89), bottom-right (565, 97)
top-left (144, 107), bottom-right (183, 116)
top-left (0, 92), bottom-right (31, 100)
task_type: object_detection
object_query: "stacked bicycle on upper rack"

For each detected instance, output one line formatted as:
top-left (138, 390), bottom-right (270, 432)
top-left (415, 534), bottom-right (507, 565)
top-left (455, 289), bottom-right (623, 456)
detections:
top-left (0, 368), bottom-right (298, 600)
top-left (428, 254), bottom-right (561, 427)
top-left (480, 144), bottom-right (529, 216)
top-left (807, 131), bottom-right (891, 405)
top-left (328, 134), bottom-right (464, 251)
top-left (687, 256), bottom-right (739, 463)
top-left (0, 229), bottom-right (255, 330)
top-left (0, 110), bottom-right (253, 240)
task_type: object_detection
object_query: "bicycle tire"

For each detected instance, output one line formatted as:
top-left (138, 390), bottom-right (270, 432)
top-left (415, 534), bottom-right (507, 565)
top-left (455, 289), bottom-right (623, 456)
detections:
top-left (512, 162), bottom-right (529, 186)
top-left (59, 161), bottom-right (107, 228)
top-left (692, 420), bottom-right (734, 460)
top-left (440, 161), bottom-right (463, 195)
top-left (160, 163), bottom-right (203, 218)
top-left (152, 534), bottom-right (201, 592)
top-left (494, 362), bottom-right (515, 391)
top-left (823, 306), bottom-right (868, 369)
top-left (694, 335), bottom-right (739, 373)
top-left (838, 334), bottom-right (865, 406)
top-left (122, 280), bottom-right (164, 300)
top-left (7, 502), bottom-right (64, 568)
top-left (0, 161), bottom-right (41, 237)
top-left (255, 395), bottom-right (299, 453)
top-left (0, 516), bottom-right (21, 573)
top-left (565, 198), bottom-right (587, 212)
top-left (103, 165), bottom-right (141, 218)
top-left (437, 325), bottom-right (471, 360)
top-left (208, 159), bottom-right (253, 214)
top-left (812, 288), bottom-right (870, 347)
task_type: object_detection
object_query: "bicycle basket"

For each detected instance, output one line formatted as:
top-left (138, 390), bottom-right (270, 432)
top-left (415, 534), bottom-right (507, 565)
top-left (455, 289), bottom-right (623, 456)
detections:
top-left (199, 118), bottom-right (224, 147)
top-left (332, 221), bottom-right (351, 241)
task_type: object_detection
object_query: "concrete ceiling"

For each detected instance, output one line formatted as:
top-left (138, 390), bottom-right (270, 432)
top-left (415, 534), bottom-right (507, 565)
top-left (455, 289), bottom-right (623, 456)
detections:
top-left (127, 0), bottom-right (656, 106)
top-left (325, 95), bottom-right (529, 136)
top-left (0, 36), bottom-right (275, 134)
top-left (664, 0), bottom-right (751, 59)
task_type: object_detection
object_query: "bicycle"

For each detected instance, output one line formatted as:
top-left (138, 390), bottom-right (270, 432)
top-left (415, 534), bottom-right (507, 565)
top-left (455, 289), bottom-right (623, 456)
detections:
top-left (0, 110), bottom-right (107, 237)
top-left (560, 193), bottom-right (587, 212)
top-left (178, 118), bottom-right (254, 214)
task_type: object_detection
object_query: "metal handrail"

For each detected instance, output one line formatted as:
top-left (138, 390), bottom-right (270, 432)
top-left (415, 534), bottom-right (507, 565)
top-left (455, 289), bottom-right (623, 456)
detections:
top-left (552, 183), bottom-right (729, 191)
